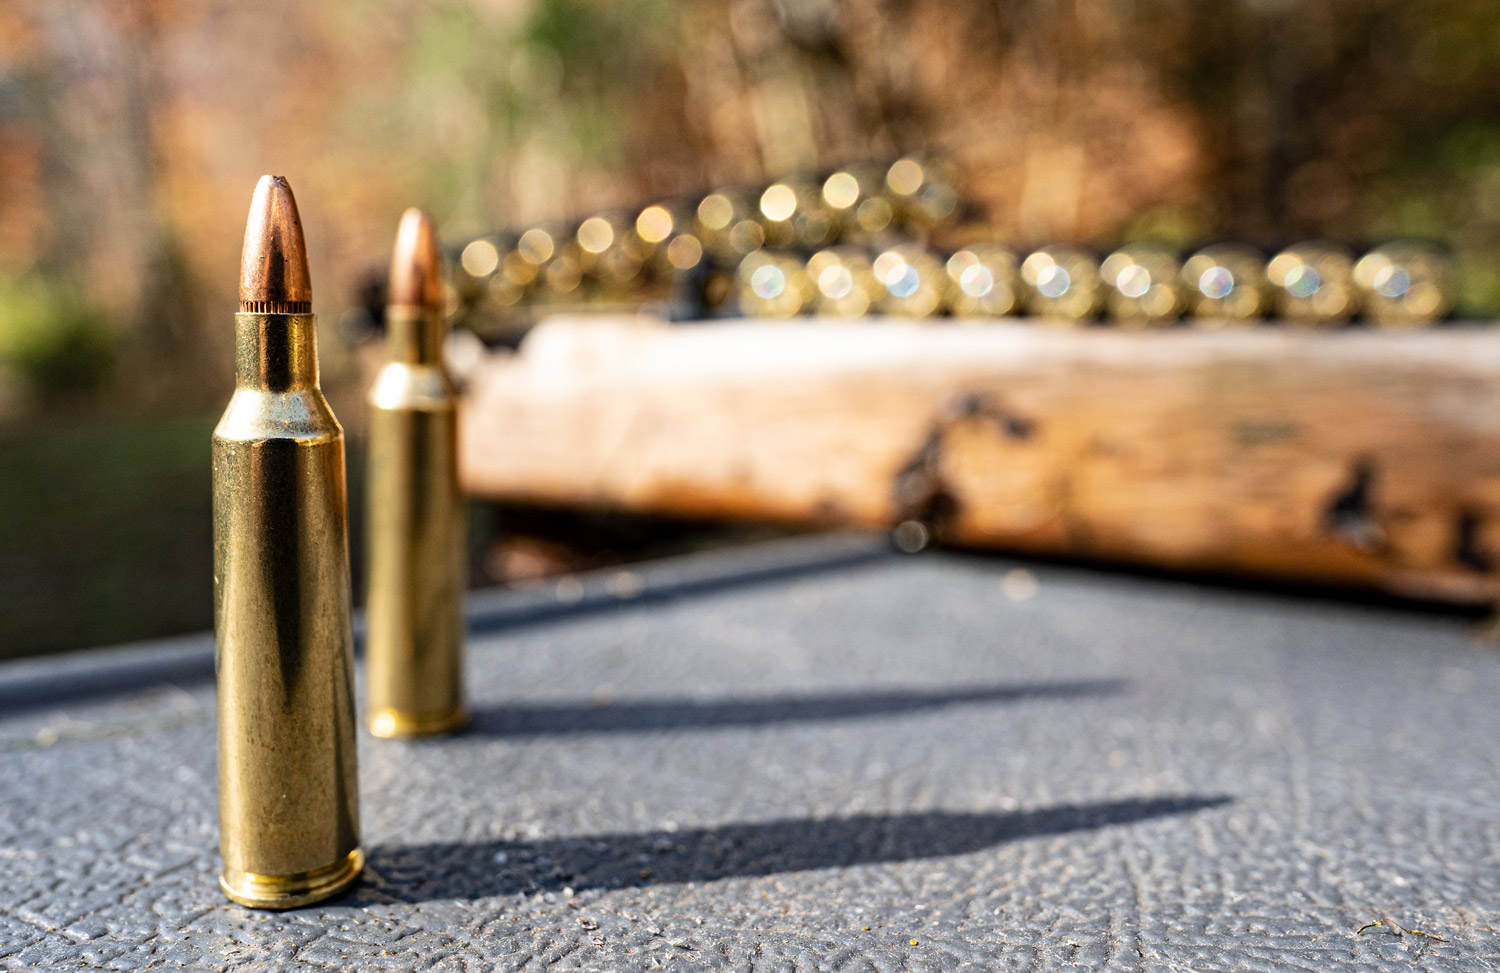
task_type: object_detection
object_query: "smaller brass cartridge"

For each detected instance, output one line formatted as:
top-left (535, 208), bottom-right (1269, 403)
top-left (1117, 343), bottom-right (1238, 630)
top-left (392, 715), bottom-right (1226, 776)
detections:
top-left (365, 209), bottom-right (468, 738)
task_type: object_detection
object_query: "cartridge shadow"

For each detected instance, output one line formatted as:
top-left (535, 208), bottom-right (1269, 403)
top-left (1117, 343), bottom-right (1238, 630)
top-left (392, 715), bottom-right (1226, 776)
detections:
top-left (360, 795), bottom-right (1231, 903)
top-left (465, 678), bottom-right (1125, 737)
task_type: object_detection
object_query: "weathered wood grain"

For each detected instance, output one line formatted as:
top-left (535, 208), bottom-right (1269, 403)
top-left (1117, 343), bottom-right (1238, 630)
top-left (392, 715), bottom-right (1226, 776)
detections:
top-left (460, 315), bottom-right (1500, 603)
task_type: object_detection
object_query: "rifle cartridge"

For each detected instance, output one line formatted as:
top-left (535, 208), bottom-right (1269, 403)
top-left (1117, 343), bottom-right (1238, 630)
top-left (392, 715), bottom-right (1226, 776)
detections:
top-left (366, 209), bottom-right (468, 739)
top-left (213, 175), bottom-right (362, 909)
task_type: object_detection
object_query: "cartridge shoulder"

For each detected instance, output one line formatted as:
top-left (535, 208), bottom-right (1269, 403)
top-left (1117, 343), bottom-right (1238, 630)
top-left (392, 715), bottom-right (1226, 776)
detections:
top-left (369, 362), bottom-right (457, 412)
top-left (214, 388), bottom-right (344, 445)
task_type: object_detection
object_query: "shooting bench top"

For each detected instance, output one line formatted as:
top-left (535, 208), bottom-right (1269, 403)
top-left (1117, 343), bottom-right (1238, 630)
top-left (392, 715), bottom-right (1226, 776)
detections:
top-left (1, 534), bottom-right (1497, 971)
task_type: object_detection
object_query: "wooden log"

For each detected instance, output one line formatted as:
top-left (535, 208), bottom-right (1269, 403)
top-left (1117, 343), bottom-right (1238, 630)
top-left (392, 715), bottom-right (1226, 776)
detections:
top-left (459, 315), bottom-right (1500, 604)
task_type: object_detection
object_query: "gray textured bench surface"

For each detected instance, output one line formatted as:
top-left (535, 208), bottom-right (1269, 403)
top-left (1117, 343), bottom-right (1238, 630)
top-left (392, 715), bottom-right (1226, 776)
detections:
top-left (2, 535), bottom-right (1498, 971)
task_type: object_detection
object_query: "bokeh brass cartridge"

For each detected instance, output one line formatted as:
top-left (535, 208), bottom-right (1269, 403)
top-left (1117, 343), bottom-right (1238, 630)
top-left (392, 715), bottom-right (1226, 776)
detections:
top-left (365, 209), bottom-right (468, 738)
top-left (212, 175), bottom-right (362, 909)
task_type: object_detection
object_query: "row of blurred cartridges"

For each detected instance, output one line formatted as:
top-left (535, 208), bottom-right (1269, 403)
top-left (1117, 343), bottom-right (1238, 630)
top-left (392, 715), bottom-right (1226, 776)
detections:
top-left (736, 241), bottom-right (1455, 327)
top-left (431, 155), bottom-right (1457, 338)
top-left (442, 156), bottom-right (957, 334)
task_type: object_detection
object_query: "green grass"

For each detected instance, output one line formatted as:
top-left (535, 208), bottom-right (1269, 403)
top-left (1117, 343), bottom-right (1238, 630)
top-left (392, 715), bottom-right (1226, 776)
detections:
top-left (0, 413), bottom-right (218, 659)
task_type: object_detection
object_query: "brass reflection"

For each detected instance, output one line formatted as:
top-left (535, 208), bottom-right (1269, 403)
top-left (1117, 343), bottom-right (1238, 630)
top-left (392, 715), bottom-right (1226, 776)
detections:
top-left (664, 233), bottom-right (705, 272)
top-left (458, 239), bottom-right (500, 280)
top-left (636, 204), bottom-right (677, 247)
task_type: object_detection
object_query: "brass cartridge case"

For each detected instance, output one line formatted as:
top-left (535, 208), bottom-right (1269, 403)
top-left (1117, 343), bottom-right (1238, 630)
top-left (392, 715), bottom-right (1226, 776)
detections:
top-left (758, 179), bottom-right (836, 249)
top-left (821, 164), bottom-right (890, 238)
top-left (884, 156), bottom-right (960, 230)
top-left (214, 176), bottom-right (361, 910)
top-left (576, 214), bottom-right (646, 291)
top-left (365, 210), bottom-right (467, 738)
top-left (635, 202), bottom-right (701, 277)
top-left (737, 250), bottom-right (812, 318)
top-left (1020, 246), bottom-right (1102, 324)
top-left (1352, 242), bottom-right (1455, 327)
top-left (807, 247), bottom-right (877, 318)
top-left (1100, 244), bottom-right (1185, 327)
top-left (946, 244), bottom-right (1020, 319)
top-left (872, 244), bottom-right (948, 318)
top-left (1267, 241), bottom-right (1358, 326)
top-left (697, 191), bottom-right (766, 260)
top-left (1181, 244), bottom-right (1269, 325)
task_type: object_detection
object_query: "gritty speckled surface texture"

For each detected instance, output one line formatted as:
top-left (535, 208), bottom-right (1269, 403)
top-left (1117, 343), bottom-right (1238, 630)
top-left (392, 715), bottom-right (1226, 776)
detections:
top-left (2, 535), bottom-right (1499, 971)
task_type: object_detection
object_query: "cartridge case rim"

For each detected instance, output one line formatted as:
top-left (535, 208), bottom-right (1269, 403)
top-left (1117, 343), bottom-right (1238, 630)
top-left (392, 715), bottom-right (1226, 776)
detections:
top-left (367, 705), bottom-right (470, 739)
top-left (219, 847), bottom-right (364, 910)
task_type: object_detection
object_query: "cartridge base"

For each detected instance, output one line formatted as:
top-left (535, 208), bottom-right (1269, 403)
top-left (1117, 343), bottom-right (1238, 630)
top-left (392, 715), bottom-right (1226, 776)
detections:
top-left (220, 848), bottom-right (364, 910)
top-left (368, 705), bottom-right (469, 739)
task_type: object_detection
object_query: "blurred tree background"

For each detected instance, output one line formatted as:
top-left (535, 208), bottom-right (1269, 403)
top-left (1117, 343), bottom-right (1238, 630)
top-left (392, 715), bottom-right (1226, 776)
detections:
top-left (3, 0), bottom-right (1500, 655)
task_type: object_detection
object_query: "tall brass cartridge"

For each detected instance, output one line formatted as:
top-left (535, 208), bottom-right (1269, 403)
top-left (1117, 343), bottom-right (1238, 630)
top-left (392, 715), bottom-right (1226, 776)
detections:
top-left (213, 175), bottom-right (362, 908)
top-left (365, 209), bottom-right (468, 738)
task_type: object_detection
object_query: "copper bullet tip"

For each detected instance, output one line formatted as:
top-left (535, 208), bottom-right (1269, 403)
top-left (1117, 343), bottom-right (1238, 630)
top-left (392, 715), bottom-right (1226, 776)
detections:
top-left (239, 175), bottom-right (313, 314)
top-left (387, 208), bottom-right (443, 312)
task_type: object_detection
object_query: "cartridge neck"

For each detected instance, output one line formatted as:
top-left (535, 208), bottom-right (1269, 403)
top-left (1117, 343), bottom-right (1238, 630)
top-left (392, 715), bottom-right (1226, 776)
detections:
top-left (234, 313), bottom-right (321, 391)
top-left (384, 307), bottom-right (446, 366)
